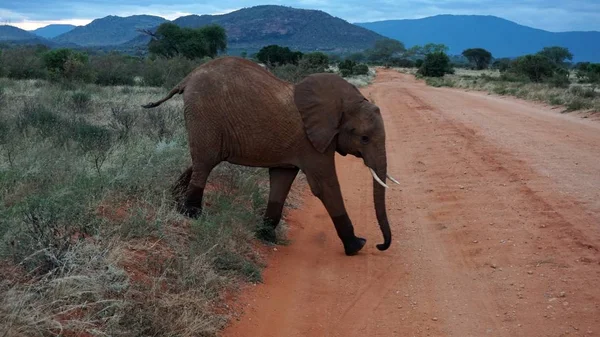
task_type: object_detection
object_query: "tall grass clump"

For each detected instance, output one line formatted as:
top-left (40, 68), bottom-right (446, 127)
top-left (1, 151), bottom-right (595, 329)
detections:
top-left (0, 77), bottom-right (276, 336)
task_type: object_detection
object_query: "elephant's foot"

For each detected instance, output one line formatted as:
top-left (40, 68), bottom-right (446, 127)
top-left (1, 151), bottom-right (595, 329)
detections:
top-left (181, 206), bottom-right (202, 219)
top-left (332, 214), bottom-right (366, 256)
top-left (343, 236), bottom-right (367, 256)
top-left (256, 225), bottom-right (277, 243)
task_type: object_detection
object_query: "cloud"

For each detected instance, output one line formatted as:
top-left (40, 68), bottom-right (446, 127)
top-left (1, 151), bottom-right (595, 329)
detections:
top-left (1, 0), bottom-right (599, 32)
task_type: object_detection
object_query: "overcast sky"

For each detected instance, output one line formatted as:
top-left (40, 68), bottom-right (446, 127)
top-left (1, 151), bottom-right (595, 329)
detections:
top-left (1, 0), bottom-right (599, 32)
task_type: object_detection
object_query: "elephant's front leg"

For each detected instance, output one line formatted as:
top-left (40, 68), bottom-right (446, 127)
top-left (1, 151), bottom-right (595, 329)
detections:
top-left (305, 171), bottom-right (366, 256)
top-left (258, 167), bottom-right (300, 242)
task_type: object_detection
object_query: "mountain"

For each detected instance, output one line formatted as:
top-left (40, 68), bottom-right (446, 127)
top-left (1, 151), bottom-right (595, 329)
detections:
top-left (53, 15), bottom-right (167, 46)
top-left (32, 24), bottom-right (76, 38)
top-left (127, 5), bottom-right (384, 53)
top-left (0, 25), bottom-right (41, 41)
top-left (356, 15), bottom-right (600, 62)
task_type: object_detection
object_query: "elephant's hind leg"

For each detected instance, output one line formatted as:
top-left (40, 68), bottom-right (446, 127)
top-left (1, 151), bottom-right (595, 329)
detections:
top-left (172, 166), bottom-right (193, 212)
top-left (258, 167), bottom-right (299, 242)
top-left (181, 163), bottom-right (217, 219)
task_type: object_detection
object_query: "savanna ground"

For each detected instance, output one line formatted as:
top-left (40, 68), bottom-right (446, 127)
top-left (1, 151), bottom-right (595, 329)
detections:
top-left (223, 69), bottom-right (600, 337)
top-left (0, 65), bottom-right (374, 336)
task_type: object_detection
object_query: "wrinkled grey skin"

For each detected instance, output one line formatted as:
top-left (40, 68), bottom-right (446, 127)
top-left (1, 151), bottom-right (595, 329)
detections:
top-left (142, 56), bottom-right (391, 256)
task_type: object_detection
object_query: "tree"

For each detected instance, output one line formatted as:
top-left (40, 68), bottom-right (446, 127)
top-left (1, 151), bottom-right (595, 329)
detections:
top-left (42, 48), bottom-right (92, 81)
top-left (367, 38), bottom-right (405, 63)
top-left (492, 58), bottom-right (511, 72)
top-left (146, 23), bottom-right (227, 59)
top-left (406, 43), bottom-right (449, 59)
top-left (537, 46), bottom-right (573, 67)
top-left (575, 62), bottom-right (600, 83)
top-left (511, 54), bottom-right (555, 82)
top-left (462, 48), bottom-right (493, 70)
top-left (417, 52), bottom-right (454, 77)
top-left (256, 45), bottom-right (303, 66)
top-left (303, 52), bottom-right (329, 71)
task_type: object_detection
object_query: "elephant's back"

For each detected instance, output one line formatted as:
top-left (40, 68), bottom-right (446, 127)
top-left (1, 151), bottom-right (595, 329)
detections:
top-left (182, 57), bottom-right (306, 166)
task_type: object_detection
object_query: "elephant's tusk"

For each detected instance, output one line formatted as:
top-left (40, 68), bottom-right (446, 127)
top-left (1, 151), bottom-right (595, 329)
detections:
top-left (370, 168), bottom-right (389, 189)
top-left (387, 174), bottom-right (400, 185)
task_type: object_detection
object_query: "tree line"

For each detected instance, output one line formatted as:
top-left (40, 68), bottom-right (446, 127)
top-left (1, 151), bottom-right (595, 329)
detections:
top-left (1, 21), bottom-right (599, 87)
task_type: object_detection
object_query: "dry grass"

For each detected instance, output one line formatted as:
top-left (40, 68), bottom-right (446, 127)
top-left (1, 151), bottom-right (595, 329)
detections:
top-left (344, 67), bottom-right (377, 88)
top-left (421, 70), bottom-right (600, 113)
top-left (0, 77), bottom-right (286, 336)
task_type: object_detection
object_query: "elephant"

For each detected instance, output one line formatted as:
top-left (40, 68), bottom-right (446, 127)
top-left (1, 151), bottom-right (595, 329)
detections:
top-left (142, 56), bottom-right (398, 256)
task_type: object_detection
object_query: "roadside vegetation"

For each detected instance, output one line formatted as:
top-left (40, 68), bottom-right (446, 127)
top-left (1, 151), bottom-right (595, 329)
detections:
top-left (0, 75), bottom-right (279, 335)
top-left (398, 45), bottom-right (600, 113)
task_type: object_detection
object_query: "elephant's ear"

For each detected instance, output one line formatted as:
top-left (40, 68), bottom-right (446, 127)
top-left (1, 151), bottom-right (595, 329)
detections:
top-left (294, 74), bottom-right (352, 153)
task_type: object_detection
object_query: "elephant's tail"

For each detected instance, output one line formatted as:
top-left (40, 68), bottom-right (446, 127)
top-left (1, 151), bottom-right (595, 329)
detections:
top-left (141, 81), bottom-right (186, 109)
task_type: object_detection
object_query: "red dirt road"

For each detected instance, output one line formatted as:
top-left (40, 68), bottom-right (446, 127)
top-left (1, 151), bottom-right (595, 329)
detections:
top-left (222, 70), bottom-right (600, 337)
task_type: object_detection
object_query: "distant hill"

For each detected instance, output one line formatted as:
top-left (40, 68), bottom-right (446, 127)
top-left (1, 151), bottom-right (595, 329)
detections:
top-left (53, 15), bottom-right (167, 46)
top-left (0, 25), bottom-right (41, 41)
top-left (356, 15), bottom-right (600, 62)
top-left (32, 24), bottom-right (76, 39)
top-left (127, 5), bottom-right (385, 53)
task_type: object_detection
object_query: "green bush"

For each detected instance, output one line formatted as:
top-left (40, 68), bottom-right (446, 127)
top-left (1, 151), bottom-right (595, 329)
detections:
top-left (549, 68), bottom-right (571, 88)
top-left (339, 68), bottom-right (353, 78)
top-left (417, 52), bottom-right (454, 77)
top-left (415, 59), bottom-right (424, 68)
top-left (576, 63), bottom-right (600, 84)
top-left (271, 57), bottom-right (332, 84)
top-left (338, 59), bottom-right (356, 73)
top-left (510, 54), bottom-right (555, 82)
top-left (302, 52), bottom-right (329, 72)
top-left (256, 45), bottom-right (303, 66)
top-left (492, 58), bottom-right (512, 72)
top-left (0, 46), bottom-right (48, 79)
top-left (353, 64), bottom-right (369, 75)
top-left (43, 48), bottom-right (91, 82)
top-left (91, 52), bottom-right (139, 86)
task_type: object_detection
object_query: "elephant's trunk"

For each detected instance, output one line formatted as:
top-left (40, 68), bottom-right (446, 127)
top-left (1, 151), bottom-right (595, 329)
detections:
top-left (370, 157), bottom-right (391, 251)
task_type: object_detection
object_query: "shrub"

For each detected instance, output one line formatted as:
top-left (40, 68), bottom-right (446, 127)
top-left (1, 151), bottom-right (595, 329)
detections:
top-left (109, 106), bottom-right (139, 140)
top-left (352, 64), bottom-right (369, 75)
top-left (338, 59), bottom-right (356, 73)
top-left (417, 52), bottom-right (454, 77)
top-left (71, 90), bottom-right (92, 113)
top-left (339, 68), bottom-right (353, 78)
top-left (91, 52), bottom-right (139, 86)
top-left (565, 98), bottom-right (591, 112)
top-left (337, 59), bottom-right (369, 77)
top-left (415, 59), bottom-right (424, 68)
top-left (0, 46), bottom-right (48, 79)
top-left (492, 58), bottom-right (511, 72)
top-left (510, 54), bottom-right (555, 82)
top-left (271, 57), bottom-right (331, 83)
top-left (43, 48), bottom-right (91, 82)
top-left (549, 68), bottom-right (570, 88)
top-left (141, 56), bottom-right (204, 88)
top-left (576, 63), bottom-right (600, 84)
top-left (570, 86), bottom-right (597, 98)
top-left (256, 45), bottom-right (303, 66)
top-left (18, 102), bottom-right (63, 138)
top-left (388, 58), bottom-right (415, 68)
top-left (302, 52), bottom-right (329, 72)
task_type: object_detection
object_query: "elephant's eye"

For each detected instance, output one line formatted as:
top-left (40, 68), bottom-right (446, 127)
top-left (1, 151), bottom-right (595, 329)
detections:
top-left (360, 136), bottom-right (370, 145)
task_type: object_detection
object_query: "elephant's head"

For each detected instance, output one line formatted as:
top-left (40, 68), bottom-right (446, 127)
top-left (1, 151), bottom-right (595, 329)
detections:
top-left (294, 73), bottom-right (396, 251)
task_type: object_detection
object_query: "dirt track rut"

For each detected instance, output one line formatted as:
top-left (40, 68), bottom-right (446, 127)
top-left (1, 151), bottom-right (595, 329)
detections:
top-left (222, 70), bottom-right (600, 337)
